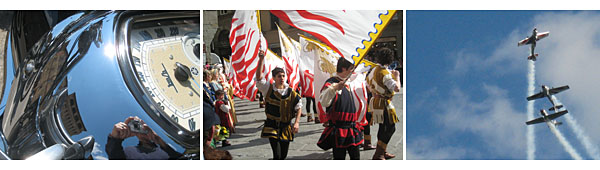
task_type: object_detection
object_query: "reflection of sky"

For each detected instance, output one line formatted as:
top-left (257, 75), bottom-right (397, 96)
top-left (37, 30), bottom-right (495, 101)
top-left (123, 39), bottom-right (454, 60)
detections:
top-left (0, 34), bottom-right (15, 152)
top-left (1, 42), bottom-right (14, 111)
top-left (407, 11), bottom-right (600, 160)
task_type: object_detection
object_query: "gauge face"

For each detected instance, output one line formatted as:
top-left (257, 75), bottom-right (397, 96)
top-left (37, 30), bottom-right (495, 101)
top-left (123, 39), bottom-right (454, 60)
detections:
top-left (129, 18), bottom-right (200, 132)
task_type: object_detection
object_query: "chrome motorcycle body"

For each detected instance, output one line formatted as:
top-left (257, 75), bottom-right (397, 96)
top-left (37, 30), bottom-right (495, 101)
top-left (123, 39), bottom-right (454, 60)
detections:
top-left (0, 11), bottom-right (200, 160)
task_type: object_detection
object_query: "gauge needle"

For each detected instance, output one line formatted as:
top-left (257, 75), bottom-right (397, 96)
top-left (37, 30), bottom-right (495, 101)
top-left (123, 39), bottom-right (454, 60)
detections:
top-left (189, 77), bottom-right (201, 91)
top-left (175, 62), bottom-right (201, 91)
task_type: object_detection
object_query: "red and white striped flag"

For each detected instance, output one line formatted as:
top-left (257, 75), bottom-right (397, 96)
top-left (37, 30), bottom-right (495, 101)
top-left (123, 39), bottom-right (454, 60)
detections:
top-left (229, 10), bottom-right (267, 101)
top-left (270, 10), bottom-right (396, 65)
top-left (276, 25), bottom-right (301, 91)
top-left (224, 58), bottom-right (245, 99)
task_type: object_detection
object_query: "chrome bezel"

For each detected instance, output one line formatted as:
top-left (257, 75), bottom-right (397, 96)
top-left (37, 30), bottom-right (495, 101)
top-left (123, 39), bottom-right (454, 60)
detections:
top-left (115, 11), bottom-right (200, 149)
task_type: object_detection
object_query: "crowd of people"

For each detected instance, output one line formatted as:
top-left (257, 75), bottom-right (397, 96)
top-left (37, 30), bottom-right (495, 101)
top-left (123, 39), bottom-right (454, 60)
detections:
top-left (203, 63), bottom-right (236, 160)
top-left (202, 47), bottom-right (401, 160)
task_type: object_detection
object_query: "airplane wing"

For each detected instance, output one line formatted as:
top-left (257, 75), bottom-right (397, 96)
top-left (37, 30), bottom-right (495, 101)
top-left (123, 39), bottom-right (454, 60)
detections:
top-left (526, 117), bottom-right (545, 125)
top-left (536, 32), bottom-right (550, 41)
top-left (549, 85), bottom-right (570, 95)
top-left (518, 37), bottom-right (530, 46)
top-left (546, 110), bottom-right (568, 120)
top-left (526, 91), bottom-right (545, 101)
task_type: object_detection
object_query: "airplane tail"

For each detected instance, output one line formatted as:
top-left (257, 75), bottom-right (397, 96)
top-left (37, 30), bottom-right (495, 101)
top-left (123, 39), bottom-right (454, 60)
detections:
top-left (555, 121), bottom-right (563, 126)
top-left (549, 105), bottom-right (564, 111)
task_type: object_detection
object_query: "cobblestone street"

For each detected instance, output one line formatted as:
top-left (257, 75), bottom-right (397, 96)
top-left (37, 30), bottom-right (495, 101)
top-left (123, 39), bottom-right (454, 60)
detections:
top-left (219, 90), bottom-right (403, 160)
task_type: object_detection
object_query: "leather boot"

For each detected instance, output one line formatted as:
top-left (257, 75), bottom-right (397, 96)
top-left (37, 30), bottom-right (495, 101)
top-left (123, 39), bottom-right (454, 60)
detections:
top-left (222, 140), bottom-right (231, 147)
top-left (372, 141), bottom-right (386, 160)
top-left (384, 152), bottom-right (396, 159)
top-left (363, 135), bottom-right (375, 150)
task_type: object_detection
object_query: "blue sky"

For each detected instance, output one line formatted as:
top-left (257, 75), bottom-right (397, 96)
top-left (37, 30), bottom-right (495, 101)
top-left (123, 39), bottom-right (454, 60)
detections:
top-left (407, 11), bottom-right (600, 159)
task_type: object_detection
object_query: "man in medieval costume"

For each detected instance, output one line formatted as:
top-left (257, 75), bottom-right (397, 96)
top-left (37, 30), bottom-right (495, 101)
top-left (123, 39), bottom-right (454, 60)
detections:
top-left (366, 47), bottom-right (401, 160)
top-left (255, 50), bottom-right (303, 160)
top-left (317, 57), bottom-right (364, 160)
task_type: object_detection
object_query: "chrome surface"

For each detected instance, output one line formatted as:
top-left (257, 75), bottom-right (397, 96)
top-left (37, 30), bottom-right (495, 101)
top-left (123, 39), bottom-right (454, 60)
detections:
top-left (25, 144), bottom-right (66, 160)
top-left (0, 11), bottom-right (200, 160)
top-left (0, 149), bottom-right (8, 160)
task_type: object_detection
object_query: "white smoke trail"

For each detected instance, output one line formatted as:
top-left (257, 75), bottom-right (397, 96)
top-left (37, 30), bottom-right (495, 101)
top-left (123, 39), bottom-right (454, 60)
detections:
top-left (526, 60), bottom-right (536, 160)
top-left (547, 121), bottom-right (583, 160)
top-left (551, 96), bottom-right (600, 159)
top-left (528, 60), bottom-right (582, 160)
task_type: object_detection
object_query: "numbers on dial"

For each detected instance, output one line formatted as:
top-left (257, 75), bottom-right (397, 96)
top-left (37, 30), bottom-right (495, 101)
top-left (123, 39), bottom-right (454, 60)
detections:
top-left (188, 118), bottom-right (196, 131)
top-left (137, 71), bottom-right (146, 82)
top-left (133, 56), bottom-right (141, 66)
top-left (171, 114), bottom-right (179, 123)
top-left (157, 101), bottom-right (165, 110)
top-left (146, 87), bottom-right (155, 97)
top-left (169, 27), bottom-right (179, 36)
top-left (154, 28), bottom-right (165, 38)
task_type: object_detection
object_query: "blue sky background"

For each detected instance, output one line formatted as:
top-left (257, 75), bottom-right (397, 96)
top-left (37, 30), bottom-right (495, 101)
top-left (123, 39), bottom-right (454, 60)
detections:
top-left (407, 11), bottom-right (600, 159)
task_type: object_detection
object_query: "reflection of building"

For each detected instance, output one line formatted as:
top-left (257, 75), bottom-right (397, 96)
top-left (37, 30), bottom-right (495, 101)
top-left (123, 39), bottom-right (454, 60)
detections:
top-left (34, 46), bottom-right (68, 102)
top-left (58, 79), bottom-right (87, 136)
top-left (208, 10), bottom-right (403, 63)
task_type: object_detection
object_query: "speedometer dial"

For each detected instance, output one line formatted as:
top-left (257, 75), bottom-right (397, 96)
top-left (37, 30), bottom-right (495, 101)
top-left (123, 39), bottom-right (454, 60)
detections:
top-left (129, 18), bottom-right (200, 132)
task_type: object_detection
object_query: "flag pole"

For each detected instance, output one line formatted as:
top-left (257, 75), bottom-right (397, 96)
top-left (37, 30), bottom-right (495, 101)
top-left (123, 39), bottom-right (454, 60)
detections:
top-left (257, 10), bottom-right (262, 49)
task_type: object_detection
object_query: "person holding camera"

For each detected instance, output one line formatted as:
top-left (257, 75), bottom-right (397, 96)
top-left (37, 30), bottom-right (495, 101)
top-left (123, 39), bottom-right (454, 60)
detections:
top-left (106, 117), bottom-right (182, 159)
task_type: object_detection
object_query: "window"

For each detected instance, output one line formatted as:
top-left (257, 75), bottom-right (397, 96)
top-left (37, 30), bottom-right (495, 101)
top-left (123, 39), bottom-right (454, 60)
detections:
top-left (218, 10), bottom-right (229, 16)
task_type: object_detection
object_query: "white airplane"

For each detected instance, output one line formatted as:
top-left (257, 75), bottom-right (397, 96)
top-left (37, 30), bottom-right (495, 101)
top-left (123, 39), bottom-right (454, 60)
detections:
top-left (526, 109), bottom-right (568, 127)
top-left (527, 85), bottom-right (569, 111)
top-left (517, 28), bottom-right (550, 61)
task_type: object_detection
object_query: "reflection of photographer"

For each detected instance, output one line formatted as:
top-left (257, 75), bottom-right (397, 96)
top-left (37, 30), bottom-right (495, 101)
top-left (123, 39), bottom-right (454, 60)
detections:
top-left (105, 117), bottom-right (182, 159)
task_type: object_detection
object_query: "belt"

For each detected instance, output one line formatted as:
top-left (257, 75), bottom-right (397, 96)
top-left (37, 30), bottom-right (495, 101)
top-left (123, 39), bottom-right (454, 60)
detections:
top-left (327, 121), bottom-right (356, 129)
top-left (265, 119), bottom-right (291, 139)
top-left (265, 119), bottom-right (291, 128)
top-left (374, 94), bottom-right (393, 100)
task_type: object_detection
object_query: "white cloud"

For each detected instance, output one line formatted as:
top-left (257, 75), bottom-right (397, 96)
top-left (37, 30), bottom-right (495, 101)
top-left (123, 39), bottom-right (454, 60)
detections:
top-left (407, 136), bottom-right (471, 160)
top-left (409, 84), bottom-right (527, 159)
top-left (91, 142), bottom-right (108, 160)
top-left (440, 85), bottom-right (527, 158)
top-left (532, 12), bottom-right (600, 145)
top-left (449, 30), bottom-right (528, 76)
top-left (411, 87), bottom-right (439, 110)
